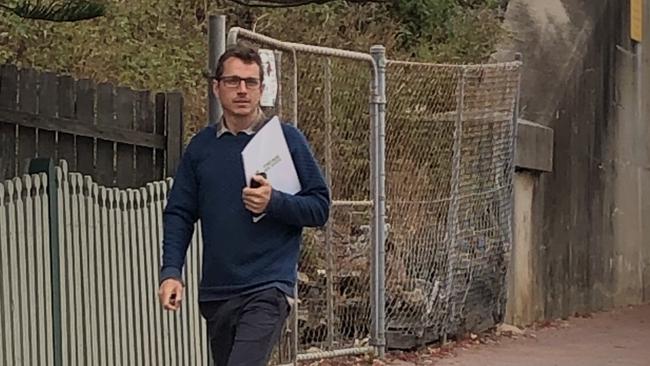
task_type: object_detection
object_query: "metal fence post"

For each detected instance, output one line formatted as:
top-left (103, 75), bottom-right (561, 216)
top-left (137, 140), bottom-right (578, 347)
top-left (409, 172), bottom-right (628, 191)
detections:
top-left (208, 15), bottom-right (226, 125)
top-left (274, 50), bottom-right (283, 116)
top-left (323, 58), bottom-right (335, 350)
top-left (370, 45), bottom-right (387, 358)
top-left (28, 158), bottom-right (61, 366)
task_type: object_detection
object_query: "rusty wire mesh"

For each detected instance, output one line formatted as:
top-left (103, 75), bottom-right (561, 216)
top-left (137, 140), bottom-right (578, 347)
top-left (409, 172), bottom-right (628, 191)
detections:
top-left (384, 61), bottom-right (521, 348)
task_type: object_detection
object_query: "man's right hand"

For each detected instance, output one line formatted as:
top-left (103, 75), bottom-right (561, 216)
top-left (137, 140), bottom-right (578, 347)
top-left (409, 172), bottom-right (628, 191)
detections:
top-left (159, 278), bottom-right (184, 311)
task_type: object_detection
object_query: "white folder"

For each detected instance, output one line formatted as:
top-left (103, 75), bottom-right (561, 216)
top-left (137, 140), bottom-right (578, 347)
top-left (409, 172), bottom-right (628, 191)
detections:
top-left (241, 116), bottom-right (302, 222)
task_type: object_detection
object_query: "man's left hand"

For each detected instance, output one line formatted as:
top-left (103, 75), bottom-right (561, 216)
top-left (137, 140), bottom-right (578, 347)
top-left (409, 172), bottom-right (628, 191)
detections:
top-left (243, 174), bottom-right (272, 214)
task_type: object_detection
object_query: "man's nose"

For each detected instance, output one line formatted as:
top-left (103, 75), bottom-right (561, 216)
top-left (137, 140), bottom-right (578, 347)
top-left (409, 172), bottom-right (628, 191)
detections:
top-left (237, 81), bottom-right (248, 93)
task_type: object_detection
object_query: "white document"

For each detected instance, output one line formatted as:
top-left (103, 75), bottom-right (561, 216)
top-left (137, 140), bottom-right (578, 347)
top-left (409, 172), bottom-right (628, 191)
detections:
top-left (241, 116), bottom-right (301, 222)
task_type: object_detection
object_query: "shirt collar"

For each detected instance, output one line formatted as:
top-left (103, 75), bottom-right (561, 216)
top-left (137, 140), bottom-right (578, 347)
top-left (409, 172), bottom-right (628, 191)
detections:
top-left (216, 109), bottom-right (267, 138)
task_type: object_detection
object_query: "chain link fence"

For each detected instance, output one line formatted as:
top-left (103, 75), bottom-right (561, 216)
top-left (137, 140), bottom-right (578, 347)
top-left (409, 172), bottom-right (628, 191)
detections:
top-left (384, 61), bottom-right (521, 348)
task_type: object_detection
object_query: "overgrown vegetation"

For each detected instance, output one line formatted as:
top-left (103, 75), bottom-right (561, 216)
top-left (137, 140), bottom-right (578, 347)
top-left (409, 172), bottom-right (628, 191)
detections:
top-left (0, 0), bottom-right (507, 136)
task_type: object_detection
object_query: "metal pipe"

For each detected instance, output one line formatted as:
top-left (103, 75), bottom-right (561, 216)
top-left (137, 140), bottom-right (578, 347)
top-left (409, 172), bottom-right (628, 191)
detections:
top-left (228, 27), bottom-right (373, 63)
top-left (368, 49), bottom-right (379, 358)
top-left (323, 58), bottom-right (335, 350)
top-left (208, 15), bottom-right (226, 125)
top-left (274, 50), bottom-right (283, 116)
top-left (387, 59), bottom-right (522, 69)
top-left (293, 279), bottom-right (299, 366)
top-left (370, 45), bottom-right (387, 358)
top-left (276, 346), bottom-right (375, 364)
top-left (292, 50), bottom-right (298, 127)
top-left (331, 200), bottom-right (373, 207)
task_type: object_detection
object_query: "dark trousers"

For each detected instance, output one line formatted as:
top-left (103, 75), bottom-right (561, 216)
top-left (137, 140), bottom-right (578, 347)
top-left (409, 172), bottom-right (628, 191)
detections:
top-left (199, 287), bottom-right (290, 366)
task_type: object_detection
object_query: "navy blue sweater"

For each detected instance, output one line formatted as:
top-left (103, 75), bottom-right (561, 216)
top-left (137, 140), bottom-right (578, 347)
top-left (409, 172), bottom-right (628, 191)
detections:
top-left (160, 122), bottom-right (330, 301)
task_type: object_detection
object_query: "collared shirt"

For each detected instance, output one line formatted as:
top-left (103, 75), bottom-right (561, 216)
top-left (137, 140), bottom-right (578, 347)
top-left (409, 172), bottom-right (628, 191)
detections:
top-left (216, 109), bottom-right (267, 138)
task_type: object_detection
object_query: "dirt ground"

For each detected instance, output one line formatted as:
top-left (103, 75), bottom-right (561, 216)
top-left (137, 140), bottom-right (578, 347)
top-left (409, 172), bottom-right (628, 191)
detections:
top-left (311, 303), bottom-right (650, 366)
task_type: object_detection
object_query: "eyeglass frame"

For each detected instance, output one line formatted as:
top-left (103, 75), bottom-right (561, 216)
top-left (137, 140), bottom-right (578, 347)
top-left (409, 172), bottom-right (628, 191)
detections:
top-left (216, 75), bottom-right (262, 89)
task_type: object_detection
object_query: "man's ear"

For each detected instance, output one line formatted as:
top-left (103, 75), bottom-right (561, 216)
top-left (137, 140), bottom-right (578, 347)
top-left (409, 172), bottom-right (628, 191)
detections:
top-left (212, 80), bottom-right (220, 97)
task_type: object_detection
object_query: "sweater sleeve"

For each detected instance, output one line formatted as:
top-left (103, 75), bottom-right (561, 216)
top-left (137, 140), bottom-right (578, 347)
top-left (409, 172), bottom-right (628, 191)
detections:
top-left (266, 126), bottom-right (330, 227)
top-left (160, 143), bottom-right (199, 284)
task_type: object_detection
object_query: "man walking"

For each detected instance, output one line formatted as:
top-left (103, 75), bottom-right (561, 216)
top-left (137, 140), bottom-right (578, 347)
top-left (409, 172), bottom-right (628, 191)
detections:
top-left (158, 45), bottom-right (330, 366)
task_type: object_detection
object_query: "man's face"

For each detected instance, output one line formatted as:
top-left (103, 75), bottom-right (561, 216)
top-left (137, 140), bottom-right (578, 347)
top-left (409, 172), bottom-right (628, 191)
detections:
top-left (213, 57), bottom-right (263, 118)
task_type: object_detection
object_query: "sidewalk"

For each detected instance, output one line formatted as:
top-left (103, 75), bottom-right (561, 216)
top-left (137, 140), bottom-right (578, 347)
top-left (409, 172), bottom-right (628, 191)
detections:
top-left (432, 303), bottom-right (650, 366)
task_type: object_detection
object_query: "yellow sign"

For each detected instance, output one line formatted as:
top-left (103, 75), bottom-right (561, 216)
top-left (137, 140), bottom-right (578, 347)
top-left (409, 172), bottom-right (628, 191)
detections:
top-left (631, 0), bottom-right (643, 42)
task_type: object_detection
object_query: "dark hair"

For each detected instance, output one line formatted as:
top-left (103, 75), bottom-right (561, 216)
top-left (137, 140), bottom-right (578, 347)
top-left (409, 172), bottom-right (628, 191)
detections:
top-left (214, 44), bottom-right (264, 83)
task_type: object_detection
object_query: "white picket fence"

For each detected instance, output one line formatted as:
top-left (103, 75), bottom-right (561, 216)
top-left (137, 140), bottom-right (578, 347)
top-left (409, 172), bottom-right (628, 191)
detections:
top-left (0, 160), bottom-right (207, 366)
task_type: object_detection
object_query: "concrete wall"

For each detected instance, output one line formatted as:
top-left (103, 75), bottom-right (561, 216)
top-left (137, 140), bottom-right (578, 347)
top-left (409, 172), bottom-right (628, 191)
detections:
top-left (498, 0), bottom-right (650, 324)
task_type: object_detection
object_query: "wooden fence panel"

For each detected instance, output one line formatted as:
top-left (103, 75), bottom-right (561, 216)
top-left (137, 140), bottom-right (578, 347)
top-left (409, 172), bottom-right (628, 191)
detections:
top-left (14, 177), bottom-right (33, 365)
top-left (92, 185), bottom-right (104, 366)
top-left (0, 182), bottom-right (14, 366)
top-left (121, 189), bottom-right (137, 364)
top-left (85, 177), bottom-right (100, 366)
top-left (37, 72), bottom-right (58, 160)
top-left (59, 163), bottom-right (74, 365)
top-left (37, 172), bottom-right (56, 366)
top-left (75, 79), bottom-right (96, 177)
top-left (66, 174), bottom-right (86, 366)
top-left (1, 65), bottom-right (184, 188)
top-left (115, 87), bottom-right (135, 187)
top-left (23, 176), bottom-right (38, 365)
top-left (99, 187), bottom-right (119, 365)
top-left (133, 189), bottom-right (150, 366)
top-left (147, 182), bottom-right (164, 364)
top-left (0, 174), bottom-right (56, 366)
top-left (96, 83), bottom-right (116, 187)
top-left (18, 68), bottom-right (38, 175)
top-left (57, 76), bottom-right (76, 171)
top-left (165, 92), bottom-right (183, 177)
top-left (6, 180), bottom-right (21, 363)
top-left (0, 65), bottom-right (18, 181)
top-left (140, 186), bottom-right (157, 366)
top-left (154, 93), bottom-right (166, 179)
top-left (72, 173), bottom-right (85, 366)
top-left (136, 91), bottom-right (155, 186)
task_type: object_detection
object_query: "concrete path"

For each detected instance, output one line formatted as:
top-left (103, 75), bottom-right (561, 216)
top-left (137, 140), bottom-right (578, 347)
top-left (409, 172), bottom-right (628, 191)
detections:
top-left (432, 303), bottom-right (650, 366)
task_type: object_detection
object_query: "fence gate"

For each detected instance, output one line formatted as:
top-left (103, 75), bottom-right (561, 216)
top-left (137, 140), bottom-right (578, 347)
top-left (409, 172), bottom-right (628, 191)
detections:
top-left (227, 28), bottom-right (389, 363)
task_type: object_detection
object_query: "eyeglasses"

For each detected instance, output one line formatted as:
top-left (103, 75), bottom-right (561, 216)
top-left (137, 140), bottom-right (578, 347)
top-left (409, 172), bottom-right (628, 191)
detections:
top-left (217, 76), bottom-right (261, 89)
